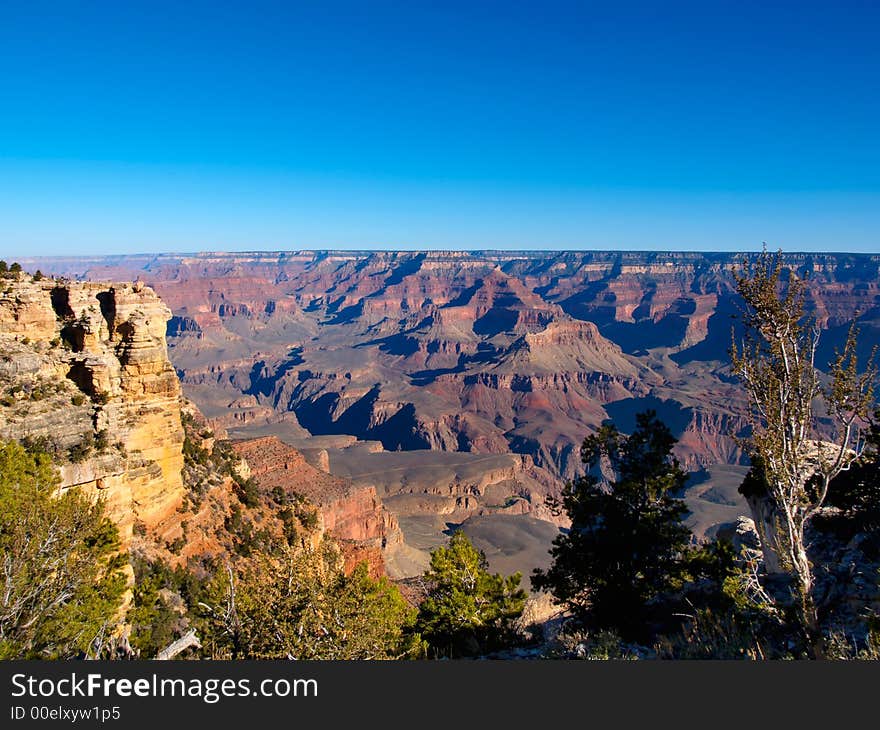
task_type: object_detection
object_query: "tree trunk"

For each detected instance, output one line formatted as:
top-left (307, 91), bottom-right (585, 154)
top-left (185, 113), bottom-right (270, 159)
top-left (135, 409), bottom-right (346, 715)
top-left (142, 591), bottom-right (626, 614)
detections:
top-left (747, 494), bottom-right (825, 658)
top-left (792, 543), bottom-right (824, 660)
top-left (745, 492), bottom-right (784, 574)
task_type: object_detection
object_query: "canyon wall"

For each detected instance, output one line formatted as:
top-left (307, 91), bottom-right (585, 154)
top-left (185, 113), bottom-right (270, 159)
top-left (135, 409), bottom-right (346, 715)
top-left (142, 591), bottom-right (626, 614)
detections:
top-left (0, 274), bottom-right (404, 578)
top-left (0, 277), bottom-right (185, 554)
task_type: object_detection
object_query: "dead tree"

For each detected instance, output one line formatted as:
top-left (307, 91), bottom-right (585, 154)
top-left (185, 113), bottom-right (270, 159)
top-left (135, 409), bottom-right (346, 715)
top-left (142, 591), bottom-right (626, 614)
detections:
top-left (730, 248), bottom-right (876, 657)
top-left (155, 629), bottom-right (201, 660)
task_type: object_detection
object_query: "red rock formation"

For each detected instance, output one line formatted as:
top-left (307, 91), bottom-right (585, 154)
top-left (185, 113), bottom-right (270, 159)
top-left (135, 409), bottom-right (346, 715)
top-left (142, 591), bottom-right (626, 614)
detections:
top-left (20, 250), bottom-right (880, 491)
top-left (231, 436), bottom-right (402, 575)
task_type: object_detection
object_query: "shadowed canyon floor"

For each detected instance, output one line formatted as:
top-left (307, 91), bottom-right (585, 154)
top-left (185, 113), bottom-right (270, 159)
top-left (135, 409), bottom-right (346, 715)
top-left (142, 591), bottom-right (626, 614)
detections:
top-left (23, 250), bottom-right (880, 582)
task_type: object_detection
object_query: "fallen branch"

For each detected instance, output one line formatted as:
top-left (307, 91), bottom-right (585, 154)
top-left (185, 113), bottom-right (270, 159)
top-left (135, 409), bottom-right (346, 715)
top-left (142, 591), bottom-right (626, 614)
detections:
top-left (155, 629), bottom-right (201, 660)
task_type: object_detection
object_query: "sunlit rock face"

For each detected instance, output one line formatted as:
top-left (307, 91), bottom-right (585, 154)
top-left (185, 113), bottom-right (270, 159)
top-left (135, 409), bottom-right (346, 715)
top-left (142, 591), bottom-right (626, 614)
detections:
top-left (0, 278), bottom-right (185, 556)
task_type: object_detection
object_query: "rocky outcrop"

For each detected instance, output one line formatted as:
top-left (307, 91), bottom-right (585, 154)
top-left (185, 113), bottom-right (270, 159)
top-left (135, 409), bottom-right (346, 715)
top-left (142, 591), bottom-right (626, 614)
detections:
top-left (0, 277), bottom-right (185, 555)
top-left (230, 436), bottom-right (403, 575)
top-left (676, 410), bottom-right (749, 470)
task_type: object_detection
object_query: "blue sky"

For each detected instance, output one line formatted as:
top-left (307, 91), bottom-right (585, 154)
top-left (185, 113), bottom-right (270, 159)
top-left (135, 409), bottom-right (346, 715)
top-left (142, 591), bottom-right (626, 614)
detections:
top-left (1, 0), bottom-right (878, 256)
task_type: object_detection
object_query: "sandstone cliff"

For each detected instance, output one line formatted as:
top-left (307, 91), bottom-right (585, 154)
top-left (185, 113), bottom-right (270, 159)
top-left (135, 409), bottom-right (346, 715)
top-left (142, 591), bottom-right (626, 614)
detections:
top-left (0, 277), bottom-right (185, 556)
top-left (0, 275), bottom-right (404, 580)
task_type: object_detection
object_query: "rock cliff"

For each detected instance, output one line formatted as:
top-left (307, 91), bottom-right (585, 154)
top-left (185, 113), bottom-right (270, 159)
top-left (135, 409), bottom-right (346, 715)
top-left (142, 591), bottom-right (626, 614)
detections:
top-left (1, 274), bottom-right (405, 579)
top-left (0, 277), bottom-right (185, 556)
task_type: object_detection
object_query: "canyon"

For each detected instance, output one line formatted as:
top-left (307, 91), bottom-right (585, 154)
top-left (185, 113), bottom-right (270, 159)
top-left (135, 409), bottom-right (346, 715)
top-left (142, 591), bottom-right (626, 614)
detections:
top-left (19, 250), bottom-right (880, 581)
top-left (0, 276), bottom-right (401, 586)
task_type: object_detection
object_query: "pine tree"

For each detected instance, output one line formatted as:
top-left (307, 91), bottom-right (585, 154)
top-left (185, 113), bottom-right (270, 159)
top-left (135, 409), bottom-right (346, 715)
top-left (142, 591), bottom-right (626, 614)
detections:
top-left (416, 531), bottom-right (526, 657)
top-left (532, 410), bottom-right (691, 640)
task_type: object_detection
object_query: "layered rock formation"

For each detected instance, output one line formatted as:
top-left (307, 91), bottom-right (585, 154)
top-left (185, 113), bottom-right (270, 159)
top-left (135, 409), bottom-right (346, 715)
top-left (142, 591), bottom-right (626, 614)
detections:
top-left (231, 436), bottom-right (403, 575)
top-left (19, 250), bottom-right (880, 576)
top-left (0, 275), bottom-right (405, 580)
top-left (0, 277), bottom-right (185, 554)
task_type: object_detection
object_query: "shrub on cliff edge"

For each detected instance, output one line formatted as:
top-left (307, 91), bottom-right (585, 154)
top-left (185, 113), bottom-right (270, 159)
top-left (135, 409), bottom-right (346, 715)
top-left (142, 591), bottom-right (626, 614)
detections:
top-left (532, 410), bottom-right (693, 641)
top-left (0, 441), bottom-right (127, 659)
top-left (197, 543), bottom-right (424, 660)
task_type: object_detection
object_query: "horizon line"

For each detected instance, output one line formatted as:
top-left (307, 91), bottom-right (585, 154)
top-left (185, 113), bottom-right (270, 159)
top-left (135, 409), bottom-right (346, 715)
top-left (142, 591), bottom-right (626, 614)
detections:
top-left (11, 247), bottom-right (880, 261)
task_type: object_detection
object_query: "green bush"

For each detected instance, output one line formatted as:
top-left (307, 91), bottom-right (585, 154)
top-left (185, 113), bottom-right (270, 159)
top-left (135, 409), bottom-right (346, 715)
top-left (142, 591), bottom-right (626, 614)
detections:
top-left (295, 502), bottom-right (320, 531)
top-left (416, 531), bottom-right (526, 657)
top-left (67, 432), bottom-right (95, 463)
top-left (94, 430), bottom-right (110, 452)
top-left (0, 441), bottom-right (126, 659)
top-left (166, 535), bottom-right (187, 554)
top-left (234, 477), bottom-right (261, 508)
top-left (21, 434), bottom-right (59, 457)
top-left (279, 508), bottom-right (298, 545)
top-left (270, 485), bottom-right (287, 505)
top-left (182, 434), bottom-right (209, 467)
top-left (128, 557), bottom-right (208, 658)
top-left (197, 549), bottom-right (424, 660)
top-left (223, 503), bottom-right (258, 557)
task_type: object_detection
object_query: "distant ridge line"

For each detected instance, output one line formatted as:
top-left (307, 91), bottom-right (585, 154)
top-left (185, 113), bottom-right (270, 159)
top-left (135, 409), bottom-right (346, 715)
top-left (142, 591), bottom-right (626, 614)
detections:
top-left (17, 249), bottom-right (880, 263)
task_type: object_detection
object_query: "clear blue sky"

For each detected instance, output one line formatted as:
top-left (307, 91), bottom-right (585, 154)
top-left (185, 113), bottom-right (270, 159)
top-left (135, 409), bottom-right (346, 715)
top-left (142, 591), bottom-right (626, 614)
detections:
top-left (1, 0), bottom-right (878, 256)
